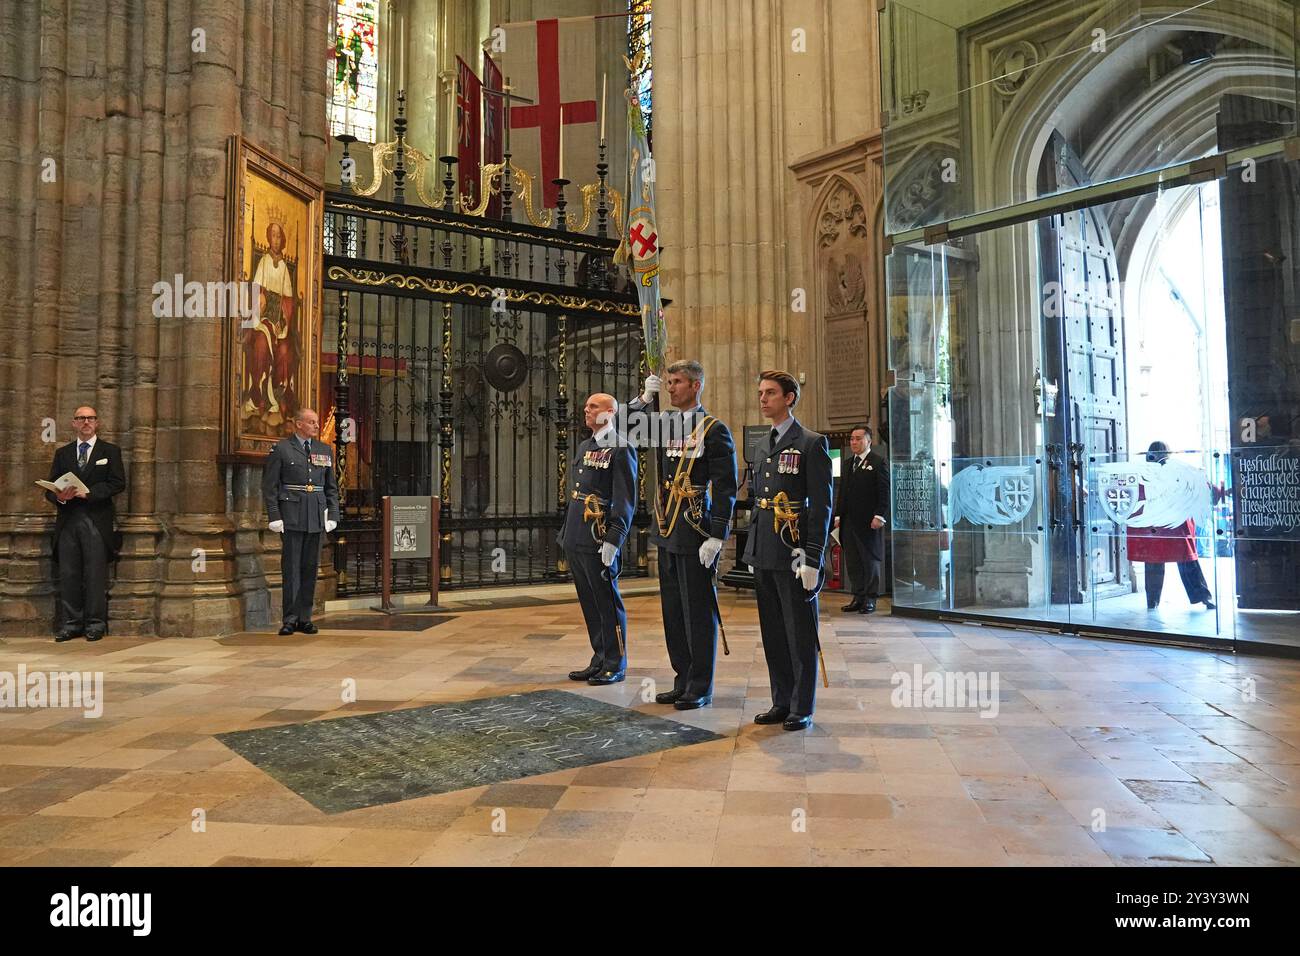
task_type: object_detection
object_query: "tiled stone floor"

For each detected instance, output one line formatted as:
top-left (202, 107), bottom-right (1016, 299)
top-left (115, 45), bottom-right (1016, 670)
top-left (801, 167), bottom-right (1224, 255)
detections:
top-left (2, 589), bottom-right (1298, 867)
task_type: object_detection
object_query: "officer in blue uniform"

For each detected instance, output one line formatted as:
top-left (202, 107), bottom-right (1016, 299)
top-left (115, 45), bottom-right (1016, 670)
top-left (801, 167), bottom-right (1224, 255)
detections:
top-left (627, 360), bottom-right (737, 710)
top-left (558, 393), bottom-right (638, 684)
top-left (262, 408), bottom-right (340, 635)
top-left (742, 370), bottom-right (833, 730)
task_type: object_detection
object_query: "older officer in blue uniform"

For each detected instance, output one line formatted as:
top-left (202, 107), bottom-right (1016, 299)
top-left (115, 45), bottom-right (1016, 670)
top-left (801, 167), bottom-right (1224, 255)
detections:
top-left (262, 408), bottom-right (340, 635)
top-left (559, 393), bottom-right (638, 685)
top-left (742, 370), bottom-right (834, 731)
top-left (627, 360), bottom-right (737, 710)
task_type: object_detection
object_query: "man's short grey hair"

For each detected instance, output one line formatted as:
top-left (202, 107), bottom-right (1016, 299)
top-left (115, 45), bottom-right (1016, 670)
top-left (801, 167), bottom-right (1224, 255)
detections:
top-left (666, 359), bottom-right (705, 384)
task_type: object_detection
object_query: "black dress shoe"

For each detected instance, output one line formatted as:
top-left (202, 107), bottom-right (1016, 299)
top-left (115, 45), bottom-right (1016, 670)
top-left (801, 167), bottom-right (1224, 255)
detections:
top-left (841, 599), bottom-right (863, 613)
top-left (296, 622), bottom-right (319, 634)
top-left (278, 624), bottom-right (295, 636)
top-left (587, 670), bottom-right (625, 685)
top-left (860, 600), bottom-right (876, 614)
top-left (1203, 600), bottom-right (1217, 610)
top-left (782, 714), bottom-right (812, 731)
top-left (569, 664), bottom-right (600, 681)
top-left (85, 632), bottom-right (104, 642)
top-left (54, 631), bottom-right (80, 643)
top-left (655, 690), bottom-right (684, 704)
top-left (674, 695), bottom-right (711, 710)
top-left (754, 706), bottom-right (790, 725)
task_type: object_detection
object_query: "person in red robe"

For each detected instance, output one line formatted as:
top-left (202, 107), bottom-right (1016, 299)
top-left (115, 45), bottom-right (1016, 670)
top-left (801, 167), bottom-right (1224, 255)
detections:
top-left (1126, 441), bottom-right (1216, 611)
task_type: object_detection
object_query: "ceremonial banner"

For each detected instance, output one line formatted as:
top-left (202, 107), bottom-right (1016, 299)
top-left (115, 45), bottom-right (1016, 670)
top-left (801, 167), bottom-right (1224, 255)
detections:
top-left (623, 92), bottom-right (666, 373)
top-left (498, 18), bottom-right (598, 209)
top-left (456, 56), bottom-right (482, 209)
top-left (483, 52), bottom-right (504, 218)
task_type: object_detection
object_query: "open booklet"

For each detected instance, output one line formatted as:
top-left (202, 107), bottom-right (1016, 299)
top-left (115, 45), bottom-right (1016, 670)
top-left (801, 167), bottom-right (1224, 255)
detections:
top-left (36, 472), bottom-right (91, 496)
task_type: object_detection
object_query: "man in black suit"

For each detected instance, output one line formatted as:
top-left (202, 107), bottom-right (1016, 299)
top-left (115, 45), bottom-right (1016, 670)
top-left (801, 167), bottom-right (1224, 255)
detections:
top-left (45, 405), bottom-right (127, 642)
top-left (835, 425), bottom-right (889, 614)
top-left (627, 360), bottom-right (737, 711)
top-left (559, 393), bottom-right (638, 685)
top-left (262, 408), bottom-right (340, 635)
top-left (742, 370), bottom-right (834, 731)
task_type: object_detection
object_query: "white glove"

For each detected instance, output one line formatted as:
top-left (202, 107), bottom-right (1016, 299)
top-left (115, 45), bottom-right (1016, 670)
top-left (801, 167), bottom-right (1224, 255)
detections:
top-left (639, 374), bottom-right (663, 404)
top-left (698, 537), bottom-right (724, 567)
top-left (599, 542), bottom-right (618, 567)
top-left (796, 564), bottom-right (819, 591)
top-left (325, 519), bottom-right (338, 533)
top-left (268, 520), bottom-right (285, 533)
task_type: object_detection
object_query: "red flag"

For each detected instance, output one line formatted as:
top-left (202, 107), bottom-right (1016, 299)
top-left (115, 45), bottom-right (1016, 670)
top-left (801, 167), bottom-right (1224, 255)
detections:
top-left (503, 18), bottom-right (598, 208)
top-left (456, 56), bottom-right (482, 210)
top-left (483, 52), bottom-right (503, 218)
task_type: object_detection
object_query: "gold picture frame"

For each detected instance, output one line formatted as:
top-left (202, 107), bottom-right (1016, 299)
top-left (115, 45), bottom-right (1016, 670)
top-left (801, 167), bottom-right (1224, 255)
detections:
top-left (221, 136), bottom-right (325, 462)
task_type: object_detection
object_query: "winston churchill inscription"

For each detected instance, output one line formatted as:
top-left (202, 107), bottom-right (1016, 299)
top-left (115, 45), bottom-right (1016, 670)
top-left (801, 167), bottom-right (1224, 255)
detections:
top-left (217, 689), bottom-right (722, 813)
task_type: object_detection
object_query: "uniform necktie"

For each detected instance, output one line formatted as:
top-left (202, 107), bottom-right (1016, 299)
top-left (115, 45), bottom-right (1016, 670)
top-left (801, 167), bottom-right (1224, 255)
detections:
top-left (769, 427), bottom-right (778, 447)
top-left (303, 438), bottom-right (311, 457)
top-left (78, 442), bottom-right (89, 469)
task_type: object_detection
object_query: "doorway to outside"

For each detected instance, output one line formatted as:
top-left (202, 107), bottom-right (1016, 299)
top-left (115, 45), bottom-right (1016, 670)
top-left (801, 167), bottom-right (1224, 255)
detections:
top-left (1087, 178), bottom-right (1232, 641)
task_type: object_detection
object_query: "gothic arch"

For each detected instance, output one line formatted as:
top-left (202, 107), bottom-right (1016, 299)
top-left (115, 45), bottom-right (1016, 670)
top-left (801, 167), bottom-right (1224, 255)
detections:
top-left (884, 140), bottom-right (962, 234)
top-left (976, 0), bottom-right (1297, 211)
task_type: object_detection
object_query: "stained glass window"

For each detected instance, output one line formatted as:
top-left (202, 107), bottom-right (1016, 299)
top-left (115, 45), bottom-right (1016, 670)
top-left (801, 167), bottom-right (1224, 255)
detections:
top-left (628, 0), bottom-right (652, 145)
top-left (329, 0), bottom-right (380, 142)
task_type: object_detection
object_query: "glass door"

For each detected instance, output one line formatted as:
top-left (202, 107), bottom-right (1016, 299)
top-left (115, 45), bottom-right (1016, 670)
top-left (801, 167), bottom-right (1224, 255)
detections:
top-left (887, 178), bottom-right (1234, 647)
top-left (1046, 176), bottom-right (1229, 644)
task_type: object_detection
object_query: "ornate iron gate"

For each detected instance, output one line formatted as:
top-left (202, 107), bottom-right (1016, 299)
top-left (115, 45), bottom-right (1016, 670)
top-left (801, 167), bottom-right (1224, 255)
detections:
top-left (321, 119), bottom-right (647, 595)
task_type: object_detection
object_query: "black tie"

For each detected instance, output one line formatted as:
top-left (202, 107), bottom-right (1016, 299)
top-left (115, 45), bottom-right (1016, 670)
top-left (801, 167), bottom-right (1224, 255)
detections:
top-left (769, 427), bottom-right (778, 447)
top-left (303, 438), bottom-right (311, 457)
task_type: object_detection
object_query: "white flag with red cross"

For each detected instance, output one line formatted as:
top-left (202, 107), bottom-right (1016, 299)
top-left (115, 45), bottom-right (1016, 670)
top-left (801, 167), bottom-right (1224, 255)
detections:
top-left (497, 17), bottom-right (602, 210)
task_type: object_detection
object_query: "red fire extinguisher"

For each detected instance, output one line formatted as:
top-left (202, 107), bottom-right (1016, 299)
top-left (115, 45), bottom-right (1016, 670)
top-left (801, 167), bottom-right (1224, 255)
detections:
top-left (829, 542), bottom-right (842, 590)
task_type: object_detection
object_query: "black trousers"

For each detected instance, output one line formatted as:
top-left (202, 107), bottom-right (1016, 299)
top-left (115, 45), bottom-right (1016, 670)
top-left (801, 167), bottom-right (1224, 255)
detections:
top-left (281, 530), bottom-right (322, 624)
top-left (840, 523), bottom-right (881, 600)
top-left (1145, 560), bottom-right (1212, 606)
top-left (753, 566), bottom-right (821, 716)
top-left (570, 549), bottom-right (627, 672)
top-left (56, 512), bottom-right (109, 635)
top-left (658, 546), bottom-right (719, 697)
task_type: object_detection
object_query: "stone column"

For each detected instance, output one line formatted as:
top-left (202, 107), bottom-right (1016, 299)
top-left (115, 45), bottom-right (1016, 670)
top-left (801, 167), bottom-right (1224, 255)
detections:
top-left (0, 0), bottom-right (331, 637)
top-left (657, 0), bottom-right (881, 436)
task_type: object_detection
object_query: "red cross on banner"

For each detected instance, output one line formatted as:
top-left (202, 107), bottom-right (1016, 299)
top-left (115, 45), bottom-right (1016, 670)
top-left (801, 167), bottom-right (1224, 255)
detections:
top-left (629, 222), bottom-right (658, 258)
top-left (507, 18), bottom-right (597, 207)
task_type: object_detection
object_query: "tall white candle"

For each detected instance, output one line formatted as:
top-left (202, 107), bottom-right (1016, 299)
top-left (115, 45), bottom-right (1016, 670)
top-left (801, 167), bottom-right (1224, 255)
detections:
top-left (600, 72), bottom-right (607, 142)
top-left (448, 84), bottom-right (455, 156)
top-left (558, 116), bottom-right (564, 180)
top-left (398, 19), bottom-right (405, 92)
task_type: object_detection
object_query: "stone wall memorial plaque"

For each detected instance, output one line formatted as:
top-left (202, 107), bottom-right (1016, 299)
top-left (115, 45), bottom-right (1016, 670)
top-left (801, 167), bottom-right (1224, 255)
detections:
top-left (893, 459), bottom-right (940, 530)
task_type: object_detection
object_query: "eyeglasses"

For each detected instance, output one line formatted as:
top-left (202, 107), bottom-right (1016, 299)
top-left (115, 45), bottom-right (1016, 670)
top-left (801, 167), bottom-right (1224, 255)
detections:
top-left (73, 416), bottom-right (98, 421)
